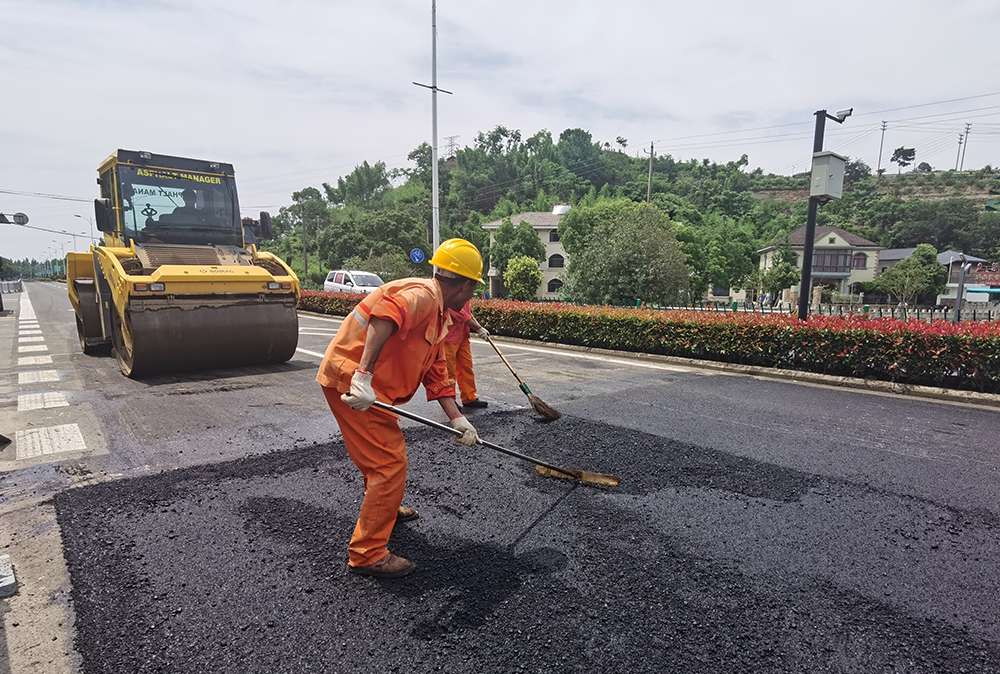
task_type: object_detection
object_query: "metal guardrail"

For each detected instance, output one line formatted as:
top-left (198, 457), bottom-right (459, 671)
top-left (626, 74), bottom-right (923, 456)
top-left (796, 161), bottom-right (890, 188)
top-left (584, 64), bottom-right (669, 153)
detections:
top-left (535, 297), bottom-right (999, 322)
top-left (0, 279), bottom-right (23, 293)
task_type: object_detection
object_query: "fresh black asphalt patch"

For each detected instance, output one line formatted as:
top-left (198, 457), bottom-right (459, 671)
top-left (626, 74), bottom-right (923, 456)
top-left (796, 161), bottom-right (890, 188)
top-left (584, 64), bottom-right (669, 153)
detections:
top-left (55, 412), bottom-right (1000, 673)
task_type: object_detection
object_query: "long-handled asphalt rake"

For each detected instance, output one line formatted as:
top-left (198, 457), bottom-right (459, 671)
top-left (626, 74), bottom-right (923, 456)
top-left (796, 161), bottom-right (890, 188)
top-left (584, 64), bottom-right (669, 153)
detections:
top-left (484, 335), bottom-right (561, 420)
top-left (371, 401), bottom-right (619, 487)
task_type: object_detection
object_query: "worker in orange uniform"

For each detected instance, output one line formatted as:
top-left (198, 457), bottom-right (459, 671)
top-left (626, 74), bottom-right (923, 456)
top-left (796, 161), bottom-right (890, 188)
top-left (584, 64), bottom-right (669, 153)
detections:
top-left (443, 300), bottom-right (490, 410)
top-left (316, 239), bottom-right (484, 579)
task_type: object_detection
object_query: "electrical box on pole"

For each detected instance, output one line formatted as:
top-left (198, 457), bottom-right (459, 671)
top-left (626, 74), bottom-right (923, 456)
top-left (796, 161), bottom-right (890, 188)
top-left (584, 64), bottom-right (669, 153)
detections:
top-left (809, 151), bottom-right (847, 202)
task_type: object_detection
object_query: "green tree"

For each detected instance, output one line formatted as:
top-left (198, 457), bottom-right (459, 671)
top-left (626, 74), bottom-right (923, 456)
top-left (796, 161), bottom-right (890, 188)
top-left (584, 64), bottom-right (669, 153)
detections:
top-left (775, 236), bottom-right (798, 266)
top-left (564, 203), bottom-right (690, 306)
top-left (875, 260), bottom-right (928, 319)
top-left (340, 252), bottom-right (422, 283)
top-left (489, 218), bottom-right (545, 276)
top-left (909, 243), bottom-right (948, 297)
top-left (272, 187), bottom-right (332, 286)
top-left (890, 198), bottom-right (979, 250)
top-left (323, 161), bottom-right (392, 207)
top-left (761, 262), bottom-right (800, 302)
top-left (503, 255), bottom-right (543, 301)
top-left (955, 211), bottom-right (1000, 259)
top-left (890, 147), bottom-right (916, 174)
top-left (844, 158), bottom-right (872, 184)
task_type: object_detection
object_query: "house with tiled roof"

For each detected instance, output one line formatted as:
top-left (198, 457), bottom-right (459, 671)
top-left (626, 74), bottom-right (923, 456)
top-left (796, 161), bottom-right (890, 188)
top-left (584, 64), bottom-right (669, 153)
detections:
top-left (480, 204), bottom-right (570, 299)
top-left (758, 225), bottom-right (881, 299)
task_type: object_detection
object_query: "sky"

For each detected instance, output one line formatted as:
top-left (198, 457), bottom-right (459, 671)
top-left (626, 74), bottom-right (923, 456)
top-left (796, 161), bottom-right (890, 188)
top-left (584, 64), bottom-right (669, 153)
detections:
top-left (2, 0), bottom-right (999, 262)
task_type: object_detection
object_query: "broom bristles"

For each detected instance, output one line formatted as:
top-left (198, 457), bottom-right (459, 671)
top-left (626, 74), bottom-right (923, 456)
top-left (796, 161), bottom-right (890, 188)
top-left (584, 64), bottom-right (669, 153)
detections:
top-left (527, 393), bottom-right (562, 420)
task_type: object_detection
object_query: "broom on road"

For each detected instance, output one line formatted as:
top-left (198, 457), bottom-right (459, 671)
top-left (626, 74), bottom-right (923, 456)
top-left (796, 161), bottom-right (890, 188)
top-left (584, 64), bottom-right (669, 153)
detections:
top-left (484, 335), bottom-right (561, 420)
top-left (371, 401), bottom-right (617, 486)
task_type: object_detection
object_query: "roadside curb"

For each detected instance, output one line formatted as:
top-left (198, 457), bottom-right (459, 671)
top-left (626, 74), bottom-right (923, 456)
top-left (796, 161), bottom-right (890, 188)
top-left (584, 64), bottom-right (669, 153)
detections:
top-left (297, 310), bottom-right (1000, 412)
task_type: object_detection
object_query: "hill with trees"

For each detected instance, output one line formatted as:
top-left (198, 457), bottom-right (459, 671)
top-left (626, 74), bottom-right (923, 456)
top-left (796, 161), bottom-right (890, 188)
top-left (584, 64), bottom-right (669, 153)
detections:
top-left (263, 125), bottom-right (1000, 302)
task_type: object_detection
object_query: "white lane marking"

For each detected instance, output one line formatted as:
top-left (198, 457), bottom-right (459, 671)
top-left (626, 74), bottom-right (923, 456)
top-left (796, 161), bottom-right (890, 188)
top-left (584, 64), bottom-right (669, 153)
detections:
top-left (300, 329), bottom-right (340, 334)
top-left (15, 424), bottom-right (87, 460)
top-left (19, 336), bottom-right (45, 343)
top-left (18, 370), bottom-right (60, 384)
top-left (474, 342), bottom-right (697, 373)
top-left (18, 330), bottom-right (42, 335)
top-left (298, 314), bottom-right (344, 324)
top-left (294, 314), bottom-right (694, 374)
top-left (19, 293), bottom-right (37, 320)
top-left (18, 392), bottom-right (69, 412)
top-left (19, 356), bottom-right (53, 366)
top-left (18, 345), bottom-right (48, 353)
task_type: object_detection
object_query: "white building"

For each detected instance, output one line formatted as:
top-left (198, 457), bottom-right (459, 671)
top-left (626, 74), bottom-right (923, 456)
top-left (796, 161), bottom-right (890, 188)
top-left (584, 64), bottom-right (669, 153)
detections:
top-left (480, 204), bottom-right (570, 300)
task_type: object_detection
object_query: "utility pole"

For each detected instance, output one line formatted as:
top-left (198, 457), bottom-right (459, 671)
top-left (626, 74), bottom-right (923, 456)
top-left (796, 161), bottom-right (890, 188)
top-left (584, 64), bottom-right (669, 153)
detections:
top-left (960, 123), bottom-right (971, 171)
top-left (798, 107), bottom-right (852, 321)
top-left (413, 1), bottom-right (453, 252)
top-left (444, 135), bottom-right (459, 159)
top-left (955, 134), bottom-right (964, 171)
top-left (302, 221), bottom-right (308, 281)
top-left (644, 142), bottom-right (654, 203)
top-left (876, 121), bottom-right (887, 178)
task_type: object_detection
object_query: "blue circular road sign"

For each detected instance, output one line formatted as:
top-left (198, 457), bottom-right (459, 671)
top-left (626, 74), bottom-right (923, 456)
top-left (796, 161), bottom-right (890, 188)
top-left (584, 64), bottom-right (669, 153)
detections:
top-left (410, 248), bottom-right (425, 264)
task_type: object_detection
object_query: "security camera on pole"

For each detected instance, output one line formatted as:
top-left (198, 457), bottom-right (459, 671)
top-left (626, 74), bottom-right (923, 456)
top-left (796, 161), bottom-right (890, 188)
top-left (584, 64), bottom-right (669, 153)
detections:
top-left (797, 108), bottom-right (851, 321)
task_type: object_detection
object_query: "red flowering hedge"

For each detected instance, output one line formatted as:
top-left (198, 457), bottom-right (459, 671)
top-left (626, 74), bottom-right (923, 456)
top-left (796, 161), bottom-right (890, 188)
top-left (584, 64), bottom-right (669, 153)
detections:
top-left (299, 292), bottom-right (1000, 392)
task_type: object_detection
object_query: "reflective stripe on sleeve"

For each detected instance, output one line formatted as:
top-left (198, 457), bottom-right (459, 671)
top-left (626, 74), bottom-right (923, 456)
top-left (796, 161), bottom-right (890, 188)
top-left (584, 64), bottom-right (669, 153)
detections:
top-left (350, 308), bottom-right (370, 329)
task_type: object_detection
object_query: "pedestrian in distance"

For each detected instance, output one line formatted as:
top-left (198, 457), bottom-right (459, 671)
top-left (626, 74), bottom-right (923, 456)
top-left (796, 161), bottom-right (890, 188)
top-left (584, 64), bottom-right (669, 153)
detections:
top-left (316, 238), bottom-right (484, 579)
top-left (443, 300), bottom-right (490, 410)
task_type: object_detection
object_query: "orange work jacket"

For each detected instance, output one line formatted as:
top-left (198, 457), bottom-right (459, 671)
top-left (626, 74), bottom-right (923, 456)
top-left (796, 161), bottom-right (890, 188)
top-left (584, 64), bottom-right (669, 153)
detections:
top-left (316, 278), bottom-right (456, 405)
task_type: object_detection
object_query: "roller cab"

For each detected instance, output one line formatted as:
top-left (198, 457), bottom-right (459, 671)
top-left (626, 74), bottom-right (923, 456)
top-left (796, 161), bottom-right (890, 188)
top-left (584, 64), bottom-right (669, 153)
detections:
top-left (68, 149), bottom-right (300, 377)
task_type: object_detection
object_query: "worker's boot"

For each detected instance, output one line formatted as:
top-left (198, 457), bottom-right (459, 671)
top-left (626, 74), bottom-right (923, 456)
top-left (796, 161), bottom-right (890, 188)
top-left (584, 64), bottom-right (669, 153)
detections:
top-left (396, 505), bottom-right (419, 522)
top-left (349, 552), bottom-right (415, 578)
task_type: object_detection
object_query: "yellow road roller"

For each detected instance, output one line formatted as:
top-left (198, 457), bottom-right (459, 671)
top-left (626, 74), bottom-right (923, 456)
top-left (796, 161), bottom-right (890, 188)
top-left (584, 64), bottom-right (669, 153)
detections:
top-left (67, 149), bottom-right (300, 377)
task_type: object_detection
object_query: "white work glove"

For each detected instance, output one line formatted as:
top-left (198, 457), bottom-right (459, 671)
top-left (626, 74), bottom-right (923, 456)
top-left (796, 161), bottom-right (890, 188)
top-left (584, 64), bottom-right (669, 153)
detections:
top-left (476, 326), bottom-right (490, 342)
top-left (341, 370), bottom-right (375, 411)
top-left (450, 415), bottom-right (480, 447)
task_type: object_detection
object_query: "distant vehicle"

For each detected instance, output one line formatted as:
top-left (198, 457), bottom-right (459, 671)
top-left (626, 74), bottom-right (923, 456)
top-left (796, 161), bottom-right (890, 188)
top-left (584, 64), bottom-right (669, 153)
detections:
top-left (324, 270), bottom-right (385, 294)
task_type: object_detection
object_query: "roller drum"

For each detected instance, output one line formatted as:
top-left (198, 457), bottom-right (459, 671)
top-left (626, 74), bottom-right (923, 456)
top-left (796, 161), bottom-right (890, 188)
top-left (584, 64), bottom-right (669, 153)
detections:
top-left (112, 296), bottom-right (298, 377)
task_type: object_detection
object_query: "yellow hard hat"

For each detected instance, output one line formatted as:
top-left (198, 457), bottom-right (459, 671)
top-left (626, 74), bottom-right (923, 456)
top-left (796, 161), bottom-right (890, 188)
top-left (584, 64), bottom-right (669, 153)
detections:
top-left (429, 238), bottom-right (484, 284)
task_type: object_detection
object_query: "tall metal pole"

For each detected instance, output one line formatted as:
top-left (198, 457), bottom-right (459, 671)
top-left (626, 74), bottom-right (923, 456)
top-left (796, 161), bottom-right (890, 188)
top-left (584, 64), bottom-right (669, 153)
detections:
top-left (876, 121), bottom-right (887, 178)
top-left (413, 3), bottom-right (452, 252)
top-left (960, 123), bottom-right (971, 171)
top-left (955, 134), bottom-right (964, 171)
top-left (797, 110), bottom-right (827, 321)
top-left (431, 0), bottom-right (440, 251)
top-left (645, 141), bottom-right (654, 203)
top-left (952, 255), bottom-right (970, 325)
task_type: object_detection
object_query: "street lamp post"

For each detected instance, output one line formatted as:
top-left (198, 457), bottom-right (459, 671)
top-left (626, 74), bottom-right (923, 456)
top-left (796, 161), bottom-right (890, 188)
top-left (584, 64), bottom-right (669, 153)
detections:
top-left (797, 107), bottom-right (852, 321)
top-left (74, 214), bottom-right (95, 246)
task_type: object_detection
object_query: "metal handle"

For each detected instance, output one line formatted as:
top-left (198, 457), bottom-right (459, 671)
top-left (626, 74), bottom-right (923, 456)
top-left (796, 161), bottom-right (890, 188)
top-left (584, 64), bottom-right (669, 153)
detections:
top-left (370, 400), bottom-right (577, 479)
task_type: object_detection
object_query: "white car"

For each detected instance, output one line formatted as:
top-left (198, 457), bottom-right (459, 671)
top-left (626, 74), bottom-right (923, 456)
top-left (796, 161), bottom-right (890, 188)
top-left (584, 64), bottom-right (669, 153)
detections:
top-left (323, 270), bottom-right (385, 294)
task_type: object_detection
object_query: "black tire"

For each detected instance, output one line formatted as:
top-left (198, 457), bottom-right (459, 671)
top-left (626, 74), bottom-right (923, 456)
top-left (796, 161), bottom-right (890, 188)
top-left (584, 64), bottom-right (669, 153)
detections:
top-left (111, 309), bottom-right (144, 378)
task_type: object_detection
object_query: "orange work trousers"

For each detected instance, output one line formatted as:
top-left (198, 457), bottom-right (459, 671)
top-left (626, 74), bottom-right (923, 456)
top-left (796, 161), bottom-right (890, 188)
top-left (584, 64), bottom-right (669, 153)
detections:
top-left (443, 340), bottom-right (478, 405)
top-left (322, 385), bottom-right (407, 568)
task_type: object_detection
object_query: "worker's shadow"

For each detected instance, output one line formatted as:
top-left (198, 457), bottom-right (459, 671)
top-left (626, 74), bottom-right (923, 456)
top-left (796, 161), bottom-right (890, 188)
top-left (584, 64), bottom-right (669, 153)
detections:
top-left (386, 524), bottom-right (568, 639)
top-left (240, 495), bottom-right (568, 639)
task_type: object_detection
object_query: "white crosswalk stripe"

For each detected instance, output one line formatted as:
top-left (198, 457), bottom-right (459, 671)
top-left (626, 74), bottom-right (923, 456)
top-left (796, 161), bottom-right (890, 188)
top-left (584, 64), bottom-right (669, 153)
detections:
top-left (15, 424), bottom-right (87, 460)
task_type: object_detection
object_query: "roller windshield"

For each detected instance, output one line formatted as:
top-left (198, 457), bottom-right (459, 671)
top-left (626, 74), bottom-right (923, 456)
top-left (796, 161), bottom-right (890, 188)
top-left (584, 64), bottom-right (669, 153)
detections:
top-left (117, 165), bottom-right (242, 246)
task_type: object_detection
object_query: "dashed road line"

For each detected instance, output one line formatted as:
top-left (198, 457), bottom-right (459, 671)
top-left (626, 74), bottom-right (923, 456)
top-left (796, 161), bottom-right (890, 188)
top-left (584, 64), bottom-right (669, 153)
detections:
top-left (18, 370), bottom-right (60, 384)
top-left (15, 424), bottom-right (86, 460)
top-left (19, 356), bottom-right (53, 366)
top-left (18, 392), bottom-right (69, 412)
top-left (18, 345), bottom-right (48, 353)
top-left (18, 336), bottom-right (44, 343)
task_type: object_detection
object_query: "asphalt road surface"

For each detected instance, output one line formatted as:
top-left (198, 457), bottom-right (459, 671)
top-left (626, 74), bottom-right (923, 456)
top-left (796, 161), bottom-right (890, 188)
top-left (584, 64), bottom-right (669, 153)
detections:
top-left (3, 282), bottom-right (1000, 673)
